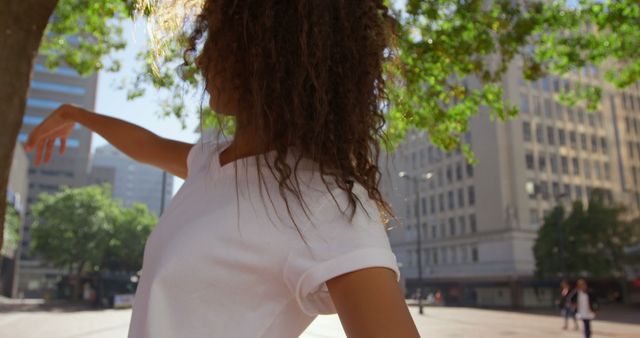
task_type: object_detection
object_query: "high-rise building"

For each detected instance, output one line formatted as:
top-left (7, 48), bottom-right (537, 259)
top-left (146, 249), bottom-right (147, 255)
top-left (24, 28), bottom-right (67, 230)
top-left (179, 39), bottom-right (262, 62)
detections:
top-left (382, 60), bottom-right (640, 307)
top-left (15, 55), bottom-right (98, 297)
top-left (91, 144), bottom-right (173, 216)
top-left (17, 55), bottom-right (97, 256)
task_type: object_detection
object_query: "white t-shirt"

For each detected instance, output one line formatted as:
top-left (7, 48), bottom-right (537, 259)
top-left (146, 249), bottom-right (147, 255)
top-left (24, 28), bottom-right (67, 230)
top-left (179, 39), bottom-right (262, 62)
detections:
top-left (127, 139), bottom-right (399, 338)
top-left (576, 291), bottom-right (595, 320)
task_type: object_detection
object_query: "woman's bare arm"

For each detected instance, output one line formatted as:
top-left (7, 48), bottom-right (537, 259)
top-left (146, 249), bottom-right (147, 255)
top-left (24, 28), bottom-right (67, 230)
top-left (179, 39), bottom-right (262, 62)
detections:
top-left (25, 104), bottom-right (193, 179)
top-left (327, 267), bottom-right (421, 338)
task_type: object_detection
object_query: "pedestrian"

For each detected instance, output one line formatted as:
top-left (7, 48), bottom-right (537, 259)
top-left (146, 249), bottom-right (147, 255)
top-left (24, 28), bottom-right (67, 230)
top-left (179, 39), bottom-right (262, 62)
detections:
top-left (571, 279), bottom-right (599, 338)
top-left (24, 1), bottom-right (420, 337)
top-left (556, 279), bottom-right (578, 330)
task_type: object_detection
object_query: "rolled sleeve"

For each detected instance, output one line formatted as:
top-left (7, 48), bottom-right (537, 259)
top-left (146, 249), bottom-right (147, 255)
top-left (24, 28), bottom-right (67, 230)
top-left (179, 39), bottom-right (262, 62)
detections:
top-left (282, 185), bottom-right (400, 316)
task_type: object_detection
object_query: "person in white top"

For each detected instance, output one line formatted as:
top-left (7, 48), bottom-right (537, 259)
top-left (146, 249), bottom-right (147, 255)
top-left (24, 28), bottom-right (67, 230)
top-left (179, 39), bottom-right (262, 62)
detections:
top-left (24, 1), bottom-right (421, 337)
top-left (571, 279), bottom-right (599, 338)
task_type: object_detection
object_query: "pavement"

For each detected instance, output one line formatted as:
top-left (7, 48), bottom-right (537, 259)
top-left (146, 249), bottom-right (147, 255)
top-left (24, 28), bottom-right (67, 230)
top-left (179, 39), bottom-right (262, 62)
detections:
top-left (0, 300), bottom-right (638, 337)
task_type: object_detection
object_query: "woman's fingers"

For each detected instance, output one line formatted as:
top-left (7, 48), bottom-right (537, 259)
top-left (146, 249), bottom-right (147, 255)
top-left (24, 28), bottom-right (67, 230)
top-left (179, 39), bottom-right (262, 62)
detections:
top-left (25, 126), bottom-right (41, 152)
top-left (59, 138), bottom-right (67, 155)
top-left (34, 139), bottom-right (45, 167)
top-left (44, 138), bottom-right (55, 163)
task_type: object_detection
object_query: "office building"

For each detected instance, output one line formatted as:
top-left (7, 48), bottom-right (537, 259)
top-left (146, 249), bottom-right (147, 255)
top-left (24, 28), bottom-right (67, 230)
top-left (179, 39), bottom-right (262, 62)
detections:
top-left (15, 55), bottom-right (98, 297)
top-left (383, 59), bottom-right (640, 307)
top-left (91, 144), bottom-right (173, 216)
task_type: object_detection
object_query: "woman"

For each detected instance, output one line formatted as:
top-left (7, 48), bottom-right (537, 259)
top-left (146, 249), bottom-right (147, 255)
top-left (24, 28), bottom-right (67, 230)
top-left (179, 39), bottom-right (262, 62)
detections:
top-left (571, 279), bottom-right (598, 338)
top-left (557, 279), bottom-right (578, 330)
top-left (25, 1), bottom-right (420, 337)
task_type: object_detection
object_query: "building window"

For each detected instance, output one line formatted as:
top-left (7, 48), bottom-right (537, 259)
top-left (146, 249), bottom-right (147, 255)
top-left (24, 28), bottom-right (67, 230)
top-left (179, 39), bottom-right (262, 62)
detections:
top-left (526, 152), bottom-right (535, 170)
top-left (604, 163), bottom-right (611, 180)
top-left (26, 97), bottom-right (63, 110)
top-left (422, 197), bottom-right (427, 215)
top-left (456, 163), bottom-right (463, 181)
top-left (600, 137), bottom-right (608, 154)
top-left (458, 188), bottom-right (465, 208)
top-left (530, 209), bottom-right (539, 225)
top-left (575, 186), bottom-right (583, 199)
top-left (550, 154), bottom-right (558, 174)
top-left (580, 134), bottom-right (588, 150)
top-left (538, 153), bottom-right (547, 171)
top-left (439, 193), bottom-right (445, 212)
top-left (584, 160), bottom-right (592, 179)
top-left (594, 161), bottom-right (602, 179)
top-left (540, 181), bottom-right (549, 200)
top-left (569, 131), bottom-right (577, 148)
top-left (553, 78), bottom-right (560, 92)
top-left (544, 98), bottom-right (553, 118)
top-left (523, 121), bottom-right (532, 141)
top-left (536, 125), bottom-right (544, 143)
top-left (542, 77), bottom-right (550, 91)
top-left (469, 214), bottom-right (477, 233)
top-left (588, 113), bottom-right (596, 127)
top-left (547, 126), bottom-right (555, 145)
top-left (30, 80), bottom-right (86, 95)
top-left (555, 102), bottom-right (564, 120)
top-left (533, 96), bottom-right (541, 115)
top-left (572, 157), bottom-right (580, 175)
top-left (430, 196), bottom-right (436, 214)
top-left (591, 135), bottom-right (598, 152)
top-left (561, 156), bottom-right (569, 174)
top-left (449, 217), bottom-right (456, 236)
top-left (466, 163), bottom-right (474, 177)
top-left (448, 191), bottom-right (455, 210)
top-left (552, 181), bottom-right (560, 197)
top-left (440, 222), bottom-right (446, 238)
top-left (567, 107), bottom-right (575, 121)
top-left (520, 94), bottom-right (529, 113)
top-left (446, 165), bottom-right (453, 183)
top-left (471, 246), bottom-right (479, 262)
top-left (468, 186), bottom-right (476, 206)
top-left (558, 129), bottom-right (566, 146)
top-left (459, 216), bottom-right (466, 234)
top-left (34, 63), bottom-right (80, 77)
top-left (577, 109), bottom-right (585, 124)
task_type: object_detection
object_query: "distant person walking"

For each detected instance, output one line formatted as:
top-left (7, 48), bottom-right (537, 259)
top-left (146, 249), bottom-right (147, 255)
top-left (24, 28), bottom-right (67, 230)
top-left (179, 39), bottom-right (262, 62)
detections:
top-left (557, 279), bottom-right (578, 330)
top-left (571, 279), bottom-right (599, 338)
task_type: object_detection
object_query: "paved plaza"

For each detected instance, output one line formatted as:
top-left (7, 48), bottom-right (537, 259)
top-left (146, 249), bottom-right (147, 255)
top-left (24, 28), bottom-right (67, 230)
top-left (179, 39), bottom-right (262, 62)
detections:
top-left (0, 304), bottom-right (638, 337)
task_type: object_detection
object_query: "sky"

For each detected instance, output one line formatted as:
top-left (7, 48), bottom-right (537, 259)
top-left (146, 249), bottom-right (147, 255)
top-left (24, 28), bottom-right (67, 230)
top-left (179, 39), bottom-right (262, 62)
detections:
top-left (94, 19), bottom-right (201, 195)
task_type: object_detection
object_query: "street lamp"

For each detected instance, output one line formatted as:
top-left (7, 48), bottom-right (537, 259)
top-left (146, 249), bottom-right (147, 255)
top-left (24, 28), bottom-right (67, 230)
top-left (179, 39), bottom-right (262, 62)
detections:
top-left (399, 170), bottom-right (433, 315)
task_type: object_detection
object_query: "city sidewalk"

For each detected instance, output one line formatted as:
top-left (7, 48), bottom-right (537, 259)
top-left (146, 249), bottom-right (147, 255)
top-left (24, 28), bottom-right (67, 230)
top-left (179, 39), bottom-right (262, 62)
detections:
top-left (0, 301), bottom-right (638, 337)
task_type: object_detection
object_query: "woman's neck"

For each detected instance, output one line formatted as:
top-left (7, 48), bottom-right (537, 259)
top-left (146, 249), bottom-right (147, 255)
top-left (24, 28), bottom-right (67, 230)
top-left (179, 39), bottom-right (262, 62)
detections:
top-left (219, 123), bottom-right (270, 167)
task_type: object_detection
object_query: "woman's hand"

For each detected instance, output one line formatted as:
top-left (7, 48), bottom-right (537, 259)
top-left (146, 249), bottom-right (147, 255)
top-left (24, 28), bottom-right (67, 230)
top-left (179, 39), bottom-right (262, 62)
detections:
top-left (24, 104), bottom-right (80, 166)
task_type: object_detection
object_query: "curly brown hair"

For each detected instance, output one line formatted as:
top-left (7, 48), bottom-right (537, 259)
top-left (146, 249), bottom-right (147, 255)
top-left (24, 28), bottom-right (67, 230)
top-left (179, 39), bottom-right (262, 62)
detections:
top-left (183, 0), bottom-right (396, 226)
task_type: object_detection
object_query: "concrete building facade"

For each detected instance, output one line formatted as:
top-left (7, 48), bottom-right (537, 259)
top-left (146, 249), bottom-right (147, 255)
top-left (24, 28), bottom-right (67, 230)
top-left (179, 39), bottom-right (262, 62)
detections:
top-left (91, 144), bottom-right (173, 216)
top-left (383, 60), bottom-right (640, 307)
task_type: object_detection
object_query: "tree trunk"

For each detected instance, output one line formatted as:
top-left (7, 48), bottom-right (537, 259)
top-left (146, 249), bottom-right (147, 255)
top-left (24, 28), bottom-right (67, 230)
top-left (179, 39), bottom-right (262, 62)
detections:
top-left (73, 261), bottom-right (85, 301)
top-left (0, 0), bottom-right (58, 251)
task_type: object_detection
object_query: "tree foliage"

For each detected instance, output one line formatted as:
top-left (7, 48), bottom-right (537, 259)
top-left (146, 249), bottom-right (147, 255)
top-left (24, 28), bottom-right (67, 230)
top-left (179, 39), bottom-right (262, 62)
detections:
top-left (534, 192), bottom-right (640, 278)
top-left (30, 184), bottom-right (156, 276)
top-left (2, 0), bottom-right (640, 249)
top-left (1, 206), bottom-right (20, 257)
top-left (119, 0), bottom-right (640, 157)
top-left (102, 203), bottom-right (156, 272)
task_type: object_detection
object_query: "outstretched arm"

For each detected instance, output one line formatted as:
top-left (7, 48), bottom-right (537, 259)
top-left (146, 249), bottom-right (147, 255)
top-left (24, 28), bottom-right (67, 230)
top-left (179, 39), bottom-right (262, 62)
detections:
top-left (25, 104), bottom-right (193, 179)
top-left (327, 267), bottom-right (420, 338)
